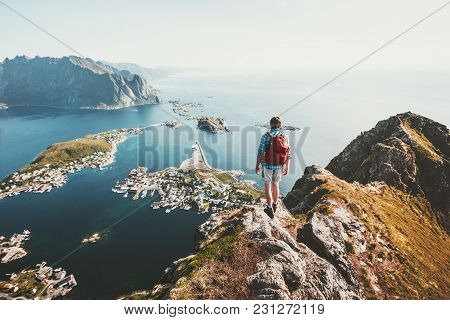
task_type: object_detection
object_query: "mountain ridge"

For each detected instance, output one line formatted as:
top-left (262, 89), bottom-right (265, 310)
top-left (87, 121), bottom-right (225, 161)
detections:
top-left (326, 111), bottom-right (449, 228)
top-left (121, 111), bottom-right (449, 300)
top-left (0, 55), bottom-right (160, 109)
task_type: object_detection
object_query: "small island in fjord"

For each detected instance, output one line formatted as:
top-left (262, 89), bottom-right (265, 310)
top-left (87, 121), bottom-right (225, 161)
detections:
top-left (0, 230), bottom-right (30, 264)
top-left (168, 100), bottom-right (230, 133)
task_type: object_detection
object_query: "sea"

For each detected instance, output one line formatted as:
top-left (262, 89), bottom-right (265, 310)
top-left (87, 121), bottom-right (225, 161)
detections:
top-left (0, 69), bottom-right (448, 299)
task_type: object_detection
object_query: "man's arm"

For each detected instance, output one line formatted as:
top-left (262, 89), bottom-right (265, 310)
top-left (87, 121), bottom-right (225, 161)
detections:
top-left (283, 134), bottom-right (291, 175)
top-left (256, 154), bottom-right (263, 174)
top-left (256, 134), bottom-right (267, 174)
top-left (283, 158), bottom-right (290, 175)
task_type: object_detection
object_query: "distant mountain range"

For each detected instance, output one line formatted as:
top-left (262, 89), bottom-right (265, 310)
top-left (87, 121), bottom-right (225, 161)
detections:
top-left (0, 56), bottom-right (160, 109)
top-left (98, 61), bottom-right (174, 82)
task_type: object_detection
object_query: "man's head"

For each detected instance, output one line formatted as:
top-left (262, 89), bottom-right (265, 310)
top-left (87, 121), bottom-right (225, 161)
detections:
top-left (270, 116), bottom-right (282, 129)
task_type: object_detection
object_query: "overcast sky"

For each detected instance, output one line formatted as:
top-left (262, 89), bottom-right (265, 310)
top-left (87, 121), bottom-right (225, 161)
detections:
top-left (1, 0), bottom-right (449, 70)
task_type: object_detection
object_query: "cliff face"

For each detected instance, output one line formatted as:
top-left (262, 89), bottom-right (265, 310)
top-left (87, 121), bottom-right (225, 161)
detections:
top-left (122, 206), bottom-right (362, 300)
top-left (283, 165), bottom-right (449, 299)
top-left (326, 112), bottom-right (449, 226)
top-left (122, 112), bottom-right (449, 300)
top-left (0, 56), bottom-right (159, 109)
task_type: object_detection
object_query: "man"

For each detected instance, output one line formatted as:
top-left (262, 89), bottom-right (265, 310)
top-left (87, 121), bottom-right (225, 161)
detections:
top-left (256, 116), bottom-right (291, 218)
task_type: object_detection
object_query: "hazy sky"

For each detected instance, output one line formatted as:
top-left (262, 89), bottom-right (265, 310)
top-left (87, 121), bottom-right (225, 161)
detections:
top-left (1, 0), bottom-right (449, 70)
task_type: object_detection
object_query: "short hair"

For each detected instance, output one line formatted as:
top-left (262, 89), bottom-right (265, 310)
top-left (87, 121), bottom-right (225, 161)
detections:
top-left (270, 116), bottom-right (282, 129)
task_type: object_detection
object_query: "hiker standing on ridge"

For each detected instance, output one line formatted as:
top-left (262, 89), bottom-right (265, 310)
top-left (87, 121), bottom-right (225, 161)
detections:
top-left (255, 116), bottom-right (291, 218)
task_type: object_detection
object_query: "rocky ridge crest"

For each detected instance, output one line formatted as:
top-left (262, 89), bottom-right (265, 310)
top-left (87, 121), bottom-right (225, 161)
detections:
top-left (0, 56), bottom-right (160, 109)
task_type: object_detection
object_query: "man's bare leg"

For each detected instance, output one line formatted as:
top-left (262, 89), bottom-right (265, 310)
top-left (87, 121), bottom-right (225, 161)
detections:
top-left (272, 181), bottom-right (279, 208)
top-left (264, 183), bottom-right (273, 207)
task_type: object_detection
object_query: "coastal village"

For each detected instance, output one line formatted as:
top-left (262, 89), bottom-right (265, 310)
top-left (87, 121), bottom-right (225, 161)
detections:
top-left (0, 230), bottom-right (30, 264)
top-left (0, 128), bottom-right (142, 200)
top-left (113, 141), bottom-right (261, 213)
top-left (0, 262), bottom-right (77, 299)
top-left (0, 230), bottom-right (78, 299)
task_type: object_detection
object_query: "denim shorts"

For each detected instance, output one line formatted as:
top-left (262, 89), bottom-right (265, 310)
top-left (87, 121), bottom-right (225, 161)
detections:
top-left (262, 167), bottom-right (282, 184)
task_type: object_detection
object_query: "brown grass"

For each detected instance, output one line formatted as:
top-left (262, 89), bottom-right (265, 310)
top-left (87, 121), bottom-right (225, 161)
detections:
top-left (401, 119), bottom-right (443, 162)
top-left (313, 177), bottom-right (450, 299)
top-left (167, 234), bottom-right (268, 300)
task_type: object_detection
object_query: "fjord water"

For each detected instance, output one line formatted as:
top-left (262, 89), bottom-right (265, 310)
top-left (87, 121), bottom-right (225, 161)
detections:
top-left (0, 70), bottom-right (448, 299)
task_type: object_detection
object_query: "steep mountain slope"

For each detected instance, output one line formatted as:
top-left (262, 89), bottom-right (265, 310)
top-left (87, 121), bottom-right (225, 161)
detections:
top-left (0, 56), bottom-right (159, 109)
top-left (283, 166), bottom-right (449, 299)
top-left (326, 112), bottom-right (449, 227)
top-left (121, 112), bottom-right (449, 300)
top-left (121, 206), bottom-right (361, 300)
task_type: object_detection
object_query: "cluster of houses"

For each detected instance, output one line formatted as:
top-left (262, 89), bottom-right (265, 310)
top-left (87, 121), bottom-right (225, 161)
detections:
top-left (113, 143), bottom-right (260, 214)
top-left (1, 261), bottom-right (77, 299)
top-left (152, 168), bottom-right (258, 213)
top-left (0, 230), bottom-right (30, 264)
top-left (0, 128), bottom-right (143, 201)
top-left (96, 127), bottom-right (143, 146)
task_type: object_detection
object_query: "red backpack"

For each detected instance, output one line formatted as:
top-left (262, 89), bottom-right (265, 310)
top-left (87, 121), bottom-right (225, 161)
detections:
top-left (265, 133), bottom-right (290, 166)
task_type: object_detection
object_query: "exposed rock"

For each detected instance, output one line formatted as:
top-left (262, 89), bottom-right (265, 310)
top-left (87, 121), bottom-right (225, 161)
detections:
top-left (284, 163), bottom-right (449, 299)
top-left (162, 120), bottom-right (181, 128)
top-left (196, 117), bottom-right (230, 133)
top-left (326, 112), bottom-right (449, 225)
top-left (283, 112), bottom-right (449, 299)
top-left (123, 206), bottom-right (361, 300)
top-left (297, 211), bottom-right (358, 285)
top-left (0, 55), bottom-right (160, 109)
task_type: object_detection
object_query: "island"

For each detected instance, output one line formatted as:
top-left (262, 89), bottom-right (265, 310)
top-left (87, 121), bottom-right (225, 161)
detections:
top-left (0, 128), bottom-right (142, 200)
top-left (81, 233), bottom-right (101, 244)
top-left (162, 120), bottom-right (182, 128)
top-left (113, 141), bottom-right (261, 213)
top-left (194, 116), bottom-right (230, 133)
top-left (169, 100), bottom-right (204, 109)
top-left (0, 230), bottom-right (30, 264)
top-left (167, 100), bottom-right (229, 133)
top-left (0, 262), bottom-right (77, 300)
top-left (169, 100), bottom-right (204, 117)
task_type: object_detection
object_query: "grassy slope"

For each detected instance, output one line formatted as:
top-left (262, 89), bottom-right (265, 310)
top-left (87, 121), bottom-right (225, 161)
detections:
top-left (400, 118), bottom-right (443, 163)
top-left (124, 210), bottom-right (266, 300)
top-left (18, 137), bottom-right (112, 173)
top-left (303, 176), bottom-right (450, 299)
top-left (0, 270), bottom-right (47, 299)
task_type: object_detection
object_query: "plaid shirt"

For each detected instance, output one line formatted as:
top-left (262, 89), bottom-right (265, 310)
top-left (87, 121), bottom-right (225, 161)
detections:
top-left (258, 128), bottom-right (291, 170)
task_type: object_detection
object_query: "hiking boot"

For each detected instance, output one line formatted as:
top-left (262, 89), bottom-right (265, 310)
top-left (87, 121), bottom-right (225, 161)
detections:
top-left (272, 202), bottom-right (278, 213)
top-left (263, 205), bottom-right (274, 219)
